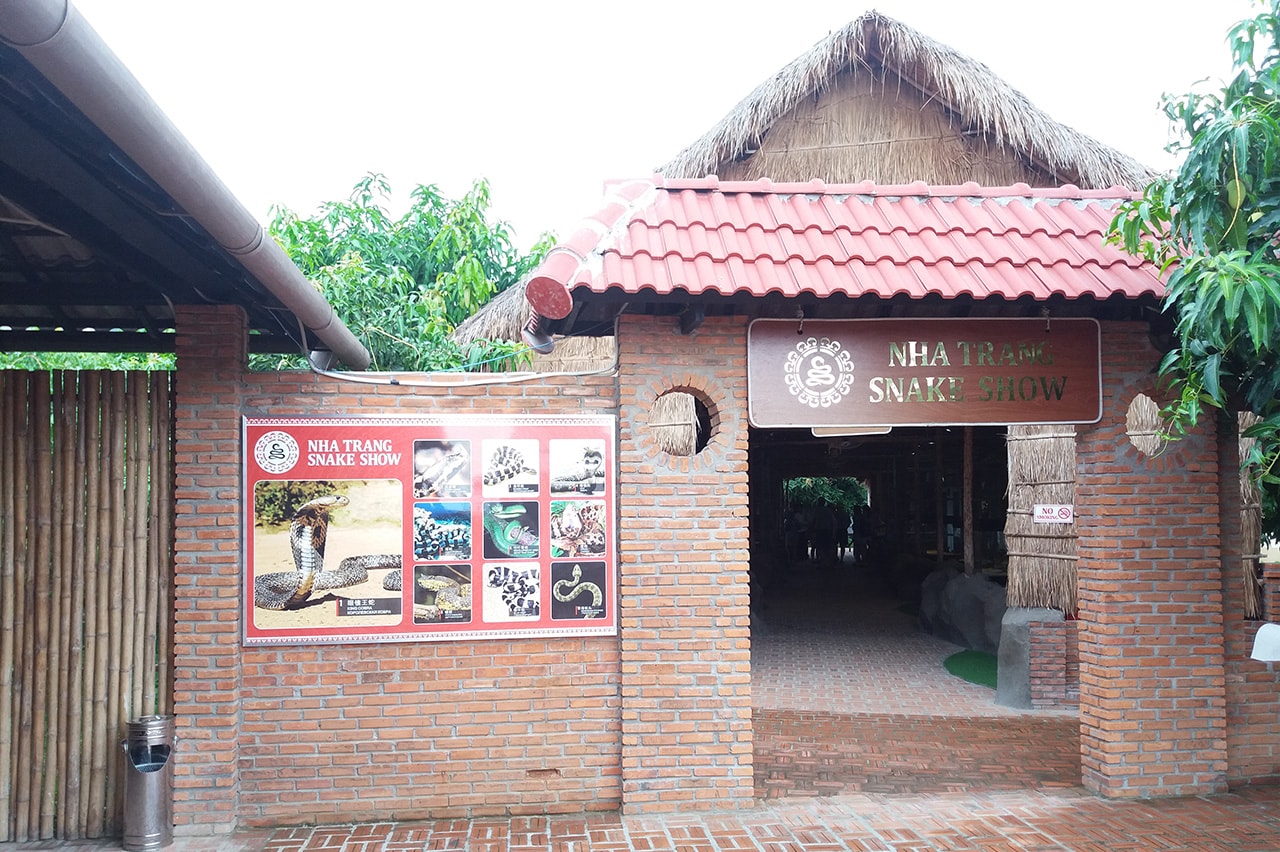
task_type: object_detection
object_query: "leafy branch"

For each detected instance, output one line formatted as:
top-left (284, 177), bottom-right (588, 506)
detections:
top-left (259, 174), bottom-right (550, 373)
top-left (1110, 1), bottom-right (1280, 504)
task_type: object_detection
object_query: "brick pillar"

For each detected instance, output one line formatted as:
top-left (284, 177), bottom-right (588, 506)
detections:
top-left (616, 314), bottom-right (753, 812)
top-left (171, 305), bottom-right (247, 833)
top-left (1076, 322), bottom-right (1227, 797)
top-left (1263, 564), bottom-right (1280, 621)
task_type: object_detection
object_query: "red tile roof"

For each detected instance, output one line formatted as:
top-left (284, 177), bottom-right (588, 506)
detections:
top-left (523, 177), bottom-right (1165, 319)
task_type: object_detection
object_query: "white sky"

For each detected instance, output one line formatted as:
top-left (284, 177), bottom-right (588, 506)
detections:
top-left (73, 0), bottom-right (1257, 249)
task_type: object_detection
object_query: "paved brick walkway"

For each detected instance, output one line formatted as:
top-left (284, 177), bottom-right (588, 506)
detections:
top-left (754, 710), bottom-right (1080, 798)
top-left (752, 560), bottom-right (1078, 798)
top-left (28, 787), bottom-right (1279, 852)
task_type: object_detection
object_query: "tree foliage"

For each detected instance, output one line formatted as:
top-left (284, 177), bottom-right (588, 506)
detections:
top-left (783, 477), bottom-right (868, 514)
top-left (262, 174), bottom-right (553, 372)
top-left (0, 352), bottom-right (174, 370)
top-left (1110, 1), bottom-right (1280, 506)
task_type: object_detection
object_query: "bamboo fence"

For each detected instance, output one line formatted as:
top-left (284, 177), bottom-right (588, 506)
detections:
top-left (0, 370), bottom-right (173, 842)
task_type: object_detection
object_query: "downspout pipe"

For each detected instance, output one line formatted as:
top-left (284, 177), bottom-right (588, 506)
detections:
top-left (0, 0), bottom-right (372, 370)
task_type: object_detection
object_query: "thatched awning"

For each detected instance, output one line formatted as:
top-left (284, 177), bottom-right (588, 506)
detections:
top-left (454, 281), bottom-right (529, 347)
top-left (659, 11), bottom-right (1157, 191)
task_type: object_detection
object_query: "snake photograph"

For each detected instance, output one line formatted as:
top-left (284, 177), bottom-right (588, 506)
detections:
top-left (253, 490), bottom-right (402, 611)
top-left (413, 565), bottom-right (472, 623)
top-left (550, 561), bottom-right (606, 619)
top-left (481, 501), bottom-right (540, 559)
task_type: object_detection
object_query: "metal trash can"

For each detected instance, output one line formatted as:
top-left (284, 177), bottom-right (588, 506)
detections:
top-left (121, 714), bottom-right (175, 852)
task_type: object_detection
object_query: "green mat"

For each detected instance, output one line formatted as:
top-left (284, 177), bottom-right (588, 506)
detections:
top-left (943, 650), bottom-right (997, 689)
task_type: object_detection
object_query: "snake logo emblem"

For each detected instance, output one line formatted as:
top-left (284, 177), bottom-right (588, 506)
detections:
top-left (784, 336), bottom-right (855, 408)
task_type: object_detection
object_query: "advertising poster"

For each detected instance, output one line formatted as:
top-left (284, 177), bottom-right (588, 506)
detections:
top-left (243, 416), bottom-right (615, 645)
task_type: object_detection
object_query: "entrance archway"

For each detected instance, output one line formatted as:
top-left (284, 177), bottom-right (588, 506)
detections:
top-left (745, 425), bottom-right (1082, 798)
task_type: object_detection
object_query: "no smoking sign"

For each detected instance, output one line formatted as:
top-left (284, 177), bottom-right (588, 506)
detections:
top-left (1032, 504), bottom-right (1075, 524)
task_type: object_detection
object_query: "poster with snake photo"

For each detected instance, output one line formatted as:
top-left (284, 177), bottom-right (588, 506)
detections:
top-left (480, 438), bottom-right (539, 497)
top-left (244, 415), bottom-right (618, 644)
top-left (549, 561), bottom-right (607, 620)
top-left (250, 479), bottom-right (404, 633)
top-left (548, 439), bottom-right (607, 495)
top-left (481, 500), bottom-right (540, 560)
top-left (413, 563), bottom-right (472, 624)
top-left (413, 439), bottom-right (471, 499)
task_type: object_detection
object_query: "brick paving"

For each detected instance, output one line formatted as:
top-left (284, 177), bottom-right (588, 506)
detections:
top-left (18, 559), bottom-right (1280, 850)
top-left (752, 560), bottom-right (1078, 799)
top-left (23, 787), bottom-right (1280, 852)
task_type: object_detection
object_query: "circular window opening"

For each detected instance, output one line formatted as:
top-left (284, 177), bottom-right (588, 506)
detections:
top-left (1126, 392), bottom-right (1168, 457)
top-left (651, 389), bottom-right (716, 456)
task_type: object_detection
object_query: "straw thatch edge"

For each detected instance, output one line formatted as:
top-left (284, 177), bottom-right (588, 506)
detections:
top-left (658, 11), bottom-right (1157, 191)
top-left (1005, 424), bottom-right (1078, 612)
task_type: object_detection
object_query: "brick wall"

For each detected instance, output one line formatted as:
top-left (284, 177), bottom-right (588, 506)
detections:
top-left (1075, 322), bottom-right (1228, 797)
top-left (1028, 620), bottom-right (1079, 708)
top-left (615, 314), bottom-right (754, 812)
top-left (172, 307), bottom-right (623, 832)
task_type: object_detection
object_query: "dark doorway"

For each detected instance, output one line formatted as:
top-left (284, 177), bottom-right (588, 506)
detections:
top-left (745, 425), bottom-right (1081, 798)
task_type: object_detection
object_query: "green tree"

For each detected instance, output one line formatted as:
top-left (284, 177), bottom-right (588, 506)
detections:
top-left (0, 352), bottom-right (174, 370)
top-left (263, 174), bottom-right (553, 372)
top-left (783, 477), bottom-right (868, 515)
top-left (1110, 1), bottom-right (1280, 534)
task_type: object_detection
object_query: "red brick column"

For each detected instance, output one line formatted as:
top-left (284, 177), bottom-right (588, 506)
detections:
top-left (615, 315), bottom-right (753, 812)
top-left (1263, 563), bottom-right (1280, 620)
top-left (1075, 322), bottom-right (1227, 797)
top-left (171, 305), bottom-right (247, 833)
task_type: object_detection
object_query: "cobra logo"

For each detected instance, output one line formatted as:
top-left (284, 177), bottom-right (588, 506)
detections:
top-left (784, 337), bottom-right (855, 408)
top-left (254, 430), bottom-right (300, 475)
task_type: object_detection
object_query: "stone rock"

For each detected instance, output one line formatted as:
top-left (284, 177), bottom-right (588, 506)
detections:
top-left (918, 568), bottom-right (1008, 654)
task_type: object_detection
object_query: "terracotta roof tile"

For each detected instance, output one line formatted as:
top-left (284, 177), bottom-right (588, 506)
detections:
top-left (523, 177), bottom-right (1164, 310)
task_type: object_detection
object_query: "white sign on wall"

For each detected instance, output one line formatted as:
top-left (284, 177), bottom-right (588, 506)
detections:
top-left (1032, 504), bottom-right (1075, 524)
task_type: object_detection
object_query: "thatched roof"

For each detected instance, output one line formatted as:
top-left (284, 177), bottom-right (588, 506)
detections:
top-left (454, 282), bottom-right (528, 347)
top-left (456, 9), bottom-right (1158, 354)
top-left (659, 11), bottom-right (1157, 191)
top-left (453, 287), bottom-right (616, 372)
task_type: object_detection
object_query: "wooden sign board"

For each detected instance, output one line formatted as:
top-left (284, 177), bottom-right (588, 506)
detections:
top-left (747, 318), bottom-right (1102, 428)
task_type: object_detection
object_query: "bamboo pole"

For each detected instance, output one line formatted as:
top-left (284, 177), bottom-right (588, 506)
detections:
top-left (963, 427), bottom-right (974, 574)
top-left (13, 369), bottom-right (34, 841)
top-left (63, 374), bottom-right (89, 839)
top-left (51, 374), bottom-right (77, 837)
top-left (38, 374), bottom-right (69, 837)
top-left (134, 373), bottom-right (152, 713)
top-left (933, 434), bottom-right (944, 563)
top-left (105, 371), bottom-right (127, 833)
top-left (153, 373), bottom-right (173, 712)
top-left (32, 374), bottom-right (54, 838)
top-left (127, 372), bottom-right (146, 715)
top-left (27, 373), bottom-right (53, 838)
top-left (0, 373), bottom-right (17, 840)
top-left (84, 375), bottom-right (108, 837)
top-left (120, 374), bottom-right (138, 723)
top-left (141, 374), bottom-right (158, 714)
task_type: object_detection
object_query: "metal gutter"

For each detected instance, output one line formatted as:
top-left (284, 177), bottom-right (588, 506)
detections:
top-left (0, 0), bottom-right (372, 369)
